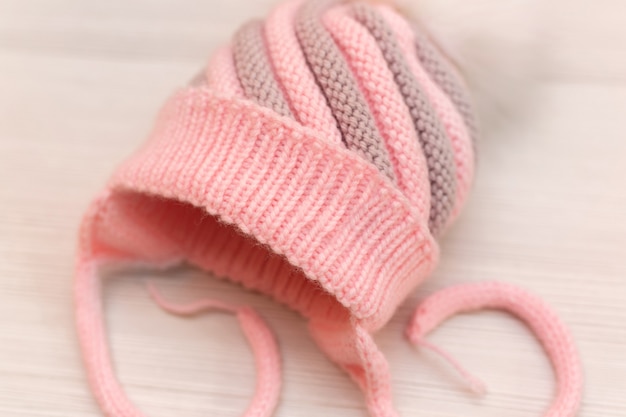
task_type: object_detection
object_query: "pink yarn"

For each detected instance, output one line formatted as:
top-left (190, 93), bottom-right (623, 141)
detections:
top-left (147, 283), bottom-right (282, 417)
top-left (376, 5), bottom-right (475, 224)
top-left (407, 282), bottom-right (583, 417)
top-left (265, 0), bottom-right (343, 144)
top-left (323, 5), bottom-right (431, 218)
top-left (206, 45), bottom-right (244, 97)
top-left (73, 2), bottom-right (583, 417)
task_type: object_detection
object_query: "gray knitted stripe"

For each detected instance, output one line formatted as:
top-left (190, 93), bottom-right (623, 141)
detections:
top-left (351, 3), bottom-right (456, 236)
top-left (295, 0), bottom-right (396, 182)
top-left (412, 25), bottom-right (478, 145)
top-left (232, 20), bottom-right (294, 118)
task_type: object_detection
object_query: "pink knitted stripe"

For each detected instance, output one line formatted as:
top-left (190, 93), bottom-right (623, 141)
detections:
top-left (264, 0), bottom-right (342, 144)
top-left (295, 0), bottom-right (396, 182)
top-left (350, 3), bottom-right (457, 237)
top-left (376, 5), bottom-right (475, 224)
top-left (110, 89), bottom-right (436, 328)
top-left (322, 6), bottom-right (430, 221)
top-left (206, 45), bottom-right (244, 98)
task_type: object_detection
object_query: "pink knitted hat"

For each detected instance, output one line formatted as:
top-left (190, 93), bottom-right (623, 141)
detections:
top-left (75, 1), bottom-right (582, 416)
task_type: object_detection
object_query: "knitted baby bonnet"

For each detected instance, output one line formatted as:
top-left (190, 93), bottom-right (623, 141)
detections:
top-left (74, 1), bottom-right (583, 416)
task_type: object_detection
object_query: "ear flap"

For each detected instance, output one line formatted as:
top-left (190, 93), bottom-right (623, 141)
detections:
top-left (75, 194), bottom-right (283, 417)
top-left (309, 318), bottom-right (399, 417)
top-left (308, 280), bottom-right (583, 417)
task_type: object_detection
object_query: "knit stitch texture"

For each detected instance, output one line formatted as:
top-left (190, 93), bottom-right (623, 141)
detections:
top-left (74, 1), bottom-right (582, 417)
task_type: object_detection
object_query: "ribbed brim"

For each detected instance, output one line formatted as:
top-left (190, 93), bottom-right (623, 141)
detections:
top-left (91, 88), bottom-right (438, 331)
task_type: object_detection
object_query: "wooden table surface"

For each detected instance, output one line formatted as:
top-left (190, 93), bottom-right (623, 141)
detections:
top-left (1, 1), bottom-right (625, 416)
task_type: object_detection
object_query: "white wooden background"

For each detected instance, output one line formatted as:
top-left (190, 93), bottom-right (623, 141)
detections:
top-left (1, 1), bottom-right (625, 416)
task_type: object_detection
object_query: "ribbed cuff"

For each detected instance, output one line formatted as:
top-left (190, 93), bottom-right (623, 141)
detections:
top-left (109, 88), bottom-right (438, 330)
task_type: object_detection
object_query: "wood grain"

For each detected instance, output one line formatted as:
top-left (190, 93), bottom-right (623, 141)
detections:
top-left (1, 1), bottom-right (625, 416)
